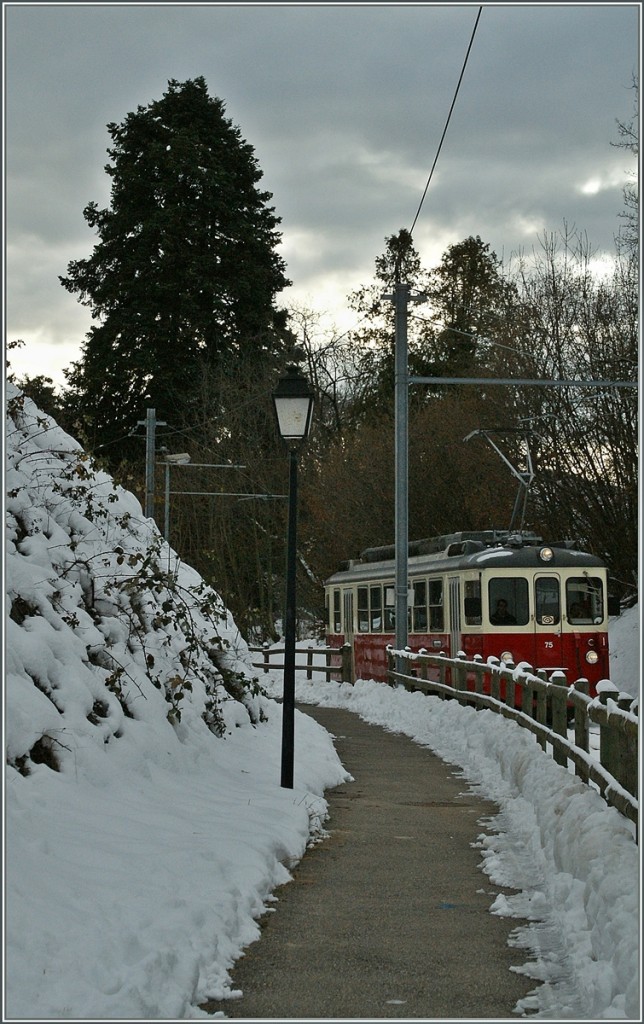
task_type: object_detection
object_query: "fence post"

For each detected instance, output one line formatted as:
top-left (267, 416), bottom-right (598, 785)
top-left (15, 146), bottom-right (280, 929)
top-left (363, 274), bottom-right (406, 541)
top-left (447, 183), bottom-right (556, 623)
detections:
top-left (418, 649), bottom-right (428, 684)
top-left (472, 655), bottom-right (484, 698)
top-left (491, 665), bottom-right (501, 702)
top-left (262, 641), bottom-right (270, 674)
top-left (455, 652), bottom-right (468, 704)
top-left (306, 647), bottom-right (314, 681)
top-left (438, 654), bottom-right (447, 697)
top-left (326, 647), bottom-right (333, 680)
top-left (617, 694), bottom-right (638, 799)
top-left (385, 644), bottom-right (393, 684)
top-left (573, 679), bottom-right (590, 780)
top-left (341, 643), bottom-right (353, 685)
top-left (550, 671), bottom-right (569, 767)
top-left (597, 680), bottom-right (620, 783)
top-left (505, 667), bottom-right (513, 708)
top-left (521, 667), bottom-right (534, 719)
top-left (535, 669), bottom-right (548, 750)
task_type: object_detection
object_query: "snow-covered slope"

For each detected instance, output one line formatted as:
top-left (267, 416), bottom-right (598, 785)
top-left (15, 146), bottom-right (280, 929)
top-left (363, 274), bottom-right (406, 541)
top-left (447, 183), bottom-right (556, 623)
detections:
top-left (5, 383), bottom-right (266, 762)
top-left (610, 603), bottom-right (641, 699)
top-left (4, 384), bottom-right (347, 1018)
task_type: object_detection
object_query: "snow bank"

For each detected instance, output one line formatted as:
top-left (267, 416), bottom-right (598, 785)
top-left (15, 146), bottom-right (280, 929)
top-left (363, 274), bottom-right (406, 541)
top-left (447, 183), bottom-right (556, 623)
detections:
top-left (4, 384), bottom-right (348, 1018)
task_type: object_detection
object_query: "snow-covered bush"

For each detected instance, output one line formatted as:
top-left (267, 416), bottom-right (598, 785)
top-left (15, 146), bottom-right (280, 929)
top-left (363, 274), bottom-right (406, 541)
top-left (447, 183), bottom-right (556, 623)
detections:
top-left (5, 382), bottom-right (264, 777)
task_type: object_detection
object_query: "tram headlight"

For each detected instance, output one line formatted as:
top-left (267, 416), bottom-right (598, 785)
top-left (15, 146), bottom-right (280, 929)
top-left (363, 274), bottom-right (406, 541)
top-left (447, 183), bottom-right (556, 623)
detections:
top-left (585, 650), bottom-right (599, 665)
top-left (539, 546), bottom-right (554, 562)
top-left (501, 650), bottom-right (514, 664)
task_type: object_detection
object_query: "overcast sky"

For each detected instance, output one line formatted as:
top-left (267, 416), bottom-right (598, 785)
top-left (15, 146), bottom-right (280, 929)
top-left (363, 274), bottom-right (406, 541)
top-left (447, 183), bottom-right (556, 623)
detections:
top-left (4, 2), bottom-right (639, 386)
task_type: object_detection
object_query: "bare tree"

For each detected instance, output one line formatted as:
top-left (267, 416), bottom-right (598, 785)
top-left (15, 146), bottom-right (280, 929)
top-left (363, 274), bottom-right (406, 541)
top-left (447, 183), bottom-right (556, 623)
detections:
top-left (510, 228), bottom-right (638, 597)
top-left (611, 74), bottom-right (638, 256)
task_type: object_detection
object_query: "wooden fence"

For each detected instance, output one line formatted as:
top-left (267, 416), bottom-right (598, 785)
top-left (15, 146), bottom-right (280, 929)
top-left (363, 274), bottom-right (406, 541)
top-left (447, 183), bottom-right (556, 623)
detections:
top-left (248, 642), bottom-right (638, 836)
top-left (386, 647), bottom-right (638, 834)
top-left (249, 643), bottom-right (353, 684)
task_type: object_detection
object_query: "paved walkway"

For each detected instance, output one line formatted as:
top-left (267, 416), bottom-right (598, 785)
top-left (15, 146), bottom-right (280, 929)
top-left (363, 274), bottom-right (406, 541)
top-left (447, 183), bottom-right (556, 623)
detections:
top-left (202, 704), bottom-right (534, 1019)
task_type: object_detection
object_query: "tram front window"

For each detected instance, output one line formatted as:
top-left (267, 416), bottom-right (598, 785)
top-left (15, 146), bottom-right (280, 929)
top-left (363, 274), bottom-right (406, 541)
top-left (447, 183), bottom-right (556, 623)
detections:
top-left (566, 577), bottom-right (604, 624)
top-left (488, 578), bottom-right (529, 626)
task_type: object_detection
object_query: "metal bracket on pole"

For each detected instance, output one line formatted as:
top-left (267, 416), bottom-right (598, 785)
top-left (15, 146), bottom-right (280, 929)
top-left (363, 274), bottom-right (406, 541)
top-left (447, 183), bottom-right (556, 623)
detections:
top-left (464, 428), bottom-right (536, 533)
top-left (409, 376), bottom-right (637, 388)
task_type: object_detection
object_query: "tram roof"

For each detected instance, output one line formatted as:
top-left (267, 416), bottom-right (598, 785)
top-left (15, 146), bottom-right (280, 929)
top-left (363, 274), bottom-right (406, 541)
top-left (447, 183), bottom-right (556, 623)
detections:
top-left (325, 534), bottom-right (606, 586)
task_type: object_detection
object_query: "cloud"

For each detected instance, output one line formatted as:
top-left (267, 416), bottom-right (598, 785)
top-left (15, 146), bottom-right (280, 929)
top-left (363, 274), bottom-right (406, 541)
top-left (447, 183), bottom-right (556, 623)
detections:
top-left (4, 3), bottom-right (638, 386)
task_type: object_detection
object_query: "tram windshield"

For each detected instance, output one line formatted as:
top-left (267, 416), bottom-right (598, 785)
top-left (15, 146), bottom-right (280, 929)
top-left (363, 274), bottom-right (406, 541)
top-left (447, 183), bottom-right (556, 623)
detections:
top-left (566, 577), bottom-right (604, 624)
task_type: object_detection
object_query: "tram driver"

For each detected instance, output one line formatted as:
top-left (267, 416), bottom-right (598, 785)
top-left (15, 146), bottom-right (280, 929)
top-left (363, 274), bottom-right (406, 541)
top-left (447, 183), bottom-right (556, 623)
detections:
top-left (568, 600), bottom-right (591, 623)
top-left (490, 598), bottom-right (517, 625)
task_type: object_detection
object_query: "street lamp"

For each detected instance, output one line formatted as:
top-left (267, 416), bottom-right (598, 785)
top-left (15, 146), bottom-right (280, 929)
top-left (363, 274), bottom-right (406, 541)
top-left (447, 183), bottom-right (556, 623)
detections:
top-left (272, 365), bottom-right (315, 789)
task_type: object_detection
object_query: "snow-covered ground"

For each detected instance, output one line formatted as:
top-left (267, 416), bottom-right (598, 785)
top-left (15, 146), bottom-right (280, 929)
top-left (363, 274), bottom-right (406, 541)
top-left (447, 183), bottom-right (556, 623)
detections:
top-left (3, 384), bottom-right (640, 1020)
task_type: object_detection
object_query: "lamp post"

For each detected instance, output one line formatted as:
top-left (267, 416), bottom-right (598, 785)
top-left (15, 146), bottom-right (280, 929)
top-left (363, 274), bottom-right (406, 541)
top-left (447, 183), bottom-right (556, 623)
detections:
top-left (272, 365), bottom-right (315, 789)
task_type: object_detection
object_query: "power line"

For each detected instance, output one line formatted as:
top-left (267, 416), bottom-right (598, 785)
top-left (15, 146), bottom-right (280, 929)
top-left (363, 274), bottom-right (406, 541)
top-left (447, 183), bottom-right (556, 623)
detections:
top-left (409, 6), bottom-right (483, 237)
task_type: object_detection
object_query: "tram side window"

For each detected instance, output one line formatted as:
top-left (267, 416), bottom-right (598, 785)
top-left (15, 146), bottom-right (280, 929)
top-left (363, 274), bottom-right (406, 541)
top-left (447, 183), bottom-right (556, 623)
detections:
top-left (535, 577), bottom-right (560, 625)
top-left (370, 585), bottom-right (382, 632)
top-left (412, 580), bottom-right (427, 632)
top-left (428, 578), bottom-right (444, 631)
top-left (357, 587), bottom-right (369, 632)
top-left (384, 587), bottom-right (395, 632)
top-left (488, 578), bottom-right (529, 626)
top-left (566, 577), bottom-right (604, 624)
top-left (333, 589), bottom-right (341, 633)
top-left (464, 579), bottom-right (482, 625)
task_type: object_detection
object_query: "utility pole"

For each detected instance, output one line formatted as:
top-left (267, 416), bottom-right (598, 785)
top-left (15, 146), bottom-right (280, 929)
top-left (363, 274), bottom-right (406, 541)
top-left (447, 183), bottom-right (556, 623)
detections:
top-left (137, 408), bottom-right (166, 521)
top-left (384, 282), bottom-right (426, 674)
top-left (393, 282), bottom-right (410, 669)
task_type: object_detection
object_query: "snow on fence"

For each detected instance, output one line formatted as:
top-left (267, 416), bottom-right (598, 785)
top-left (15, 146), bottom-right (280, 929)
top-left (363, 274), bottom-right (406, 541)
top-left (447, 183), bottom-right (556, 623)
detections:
top-left (386, 647), bottom-right (638, 834)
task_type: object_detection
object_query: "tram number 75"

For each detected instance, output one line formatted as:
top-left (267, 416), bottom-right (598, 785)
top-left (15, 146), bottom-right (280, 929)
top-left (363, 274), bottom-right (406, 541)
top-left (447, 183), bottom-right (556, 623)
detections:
top-left (543, 641), bottom-right (554, 649)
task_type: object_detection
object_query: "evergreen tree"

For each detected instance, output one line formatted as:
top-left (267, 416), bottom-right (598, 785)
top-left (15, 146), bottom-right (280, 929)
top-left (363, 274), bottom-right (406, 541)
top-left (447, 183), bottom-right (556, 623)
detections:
top-left (425, 235), bottom-right (521, 378)
top-left (345, 231), bottom-right (522, 421)
top-left (346, 229), bottom-right (431, 423)
top-left (60, 77), bottom-right (291, 458)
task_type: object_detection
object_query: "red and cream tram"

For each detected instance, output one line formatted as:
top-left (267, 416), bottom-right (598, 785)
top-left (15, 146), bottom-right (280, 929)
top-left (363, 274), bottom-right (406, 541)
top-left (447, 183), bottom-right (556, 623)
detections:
top-left (325, 531), bottom-right (615, 697)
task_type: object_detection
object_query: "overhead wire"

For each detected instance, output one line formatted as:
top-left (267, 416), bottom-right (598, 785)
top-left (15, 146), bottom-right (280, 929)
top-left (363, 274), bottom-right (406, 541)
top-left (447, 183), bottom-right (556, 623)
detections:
top-left (409, 6), bottom-right (483, 237)
top-left (291, 10), bottom-right (483, 349)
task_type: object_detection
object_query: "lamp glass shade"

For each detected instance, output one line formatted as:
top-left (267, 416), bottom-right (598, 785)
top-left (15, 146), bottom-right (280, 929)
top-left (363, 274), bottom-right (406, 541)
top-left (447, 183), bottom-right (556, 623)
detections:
top-left (272, 367), bottom-right (314, 442)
